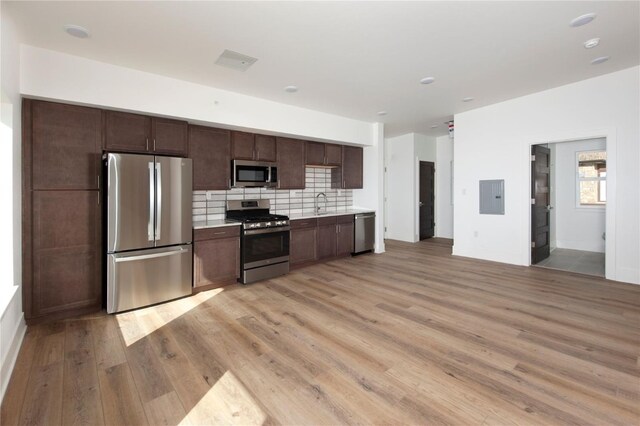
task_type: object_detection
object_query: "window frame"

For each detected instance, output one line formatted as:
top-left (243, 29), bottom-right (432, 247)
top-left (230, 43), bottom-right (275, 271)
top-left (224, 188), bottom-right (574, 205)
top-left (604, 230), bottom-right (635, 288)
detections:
top-left (575, 149), bottom-right (606, 209)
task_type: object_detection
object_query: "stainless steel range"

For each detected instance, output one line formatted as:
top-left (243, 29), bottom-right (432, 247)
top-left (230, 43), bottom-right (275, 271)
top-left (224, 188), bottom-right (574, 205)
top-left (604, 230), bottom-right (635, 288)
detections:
top-left (226, 200), bottom-right (290, 284)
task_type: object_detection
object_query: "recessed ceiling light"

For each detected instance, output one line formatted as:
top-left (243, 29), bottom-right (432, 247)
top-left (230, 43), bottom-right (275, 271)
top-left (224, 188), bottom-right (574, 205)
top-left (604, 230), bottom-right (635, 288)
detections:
top-left (420, 77), bottom-right (435, 85)
top-left (584, 38), bottom-right (600, 49)
top-left (63, 24), bottom-right (90, 38)
top-left (591, 56), bottom-right (610, 65)
top-left (284, 85), bottom-right (298, 93)
top-left (462, 97), bottom-right (474, 102)
top-left (430, 124), bottom-right (439, 129)
top-left (570, 13), bottom-right (596, 27)
top-left (377, 111), bottom-right (388, 116)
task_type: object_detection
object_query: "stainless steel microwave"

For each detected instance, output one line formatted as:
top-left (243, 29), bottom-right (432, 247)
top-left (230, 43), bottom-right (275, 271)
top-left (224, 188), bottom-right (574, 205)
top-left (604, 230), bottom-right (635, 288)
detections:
top-left (231, 160), bottom-right (278, 188)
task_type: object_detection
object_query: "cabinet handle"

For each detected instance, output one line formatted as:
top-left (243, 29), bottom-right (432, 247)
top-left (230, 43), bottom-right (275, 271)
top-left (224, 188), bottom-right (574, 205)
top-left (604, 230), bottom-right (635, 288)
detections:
top-left (343, 180), bottom-right (346, 188)
top-left (146, 138), bottom-right (149, 151)
top-left (97, 175), bottom-right (100, 189)
top-left (213, 231), bottom-right (226, 235)
top-left (153, 138), bottom-right (156, 151)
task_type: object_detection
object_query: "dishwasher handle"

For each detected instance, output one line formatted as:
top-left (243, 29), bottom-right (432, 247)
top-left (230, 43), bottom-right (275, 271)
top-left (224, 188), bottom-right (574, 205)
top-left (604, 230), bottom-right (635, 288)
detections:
top-left (355, 212), bottom-right (375, 220)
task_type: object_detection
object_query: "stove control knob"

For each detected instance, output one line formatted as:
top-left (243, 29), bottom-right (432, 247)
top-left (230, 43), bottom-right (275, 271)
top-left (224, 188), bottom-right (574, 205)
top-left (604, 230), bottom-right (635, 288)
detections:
top-left (266, 222), bottom-right (272, 227)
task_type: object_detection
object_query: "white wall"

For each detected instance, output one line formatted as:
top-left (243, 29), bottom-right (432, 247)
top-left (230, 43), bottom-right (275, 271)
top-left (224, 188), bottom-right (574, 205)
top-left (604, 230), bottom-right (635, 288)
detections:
top-left (385, 133), bottom-right (417, 242)
top-left (454, 66), bottom-right (639, 285)
top-left (435, 135), bottom-right (454, 238)
top-left (20, 46), bottom-right (374, 147)
top-left (385, 132), bottom-right (451, 242)
top-left (1, 6), bottom-right (27, 401)
top-left (353, 123), bottom-right (385, 253)
top-left (553, 138), bottom-right (606, 253)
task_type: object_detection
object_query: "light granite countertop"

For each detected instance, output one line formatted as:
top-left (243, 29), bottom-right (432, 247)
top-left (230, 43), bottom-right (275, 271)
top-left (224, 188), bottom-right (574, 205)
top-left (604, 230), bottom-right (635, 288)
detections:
top-left (193, 209), bottom-right (375, 229)
top-left (193, 219), bottom-right (242, 230)
top-left (288, 209), bottom-right (375, 220)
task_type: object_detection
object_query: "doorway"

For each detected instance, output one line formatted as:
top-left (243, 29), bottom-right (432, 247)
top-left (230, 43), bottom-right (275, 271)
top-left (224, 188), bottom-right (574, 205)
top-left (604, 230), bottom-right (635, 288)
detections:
top-left (531, 139), bottom-right (606, 277)
top-left (419, 161), bottom-right (435, 240)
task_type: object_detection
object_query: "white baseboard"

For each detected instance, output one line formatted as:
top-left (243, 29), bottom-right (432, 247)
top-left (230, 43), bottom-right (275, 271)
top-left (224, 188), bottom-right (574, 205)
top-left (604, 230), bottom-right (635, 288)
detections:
top-left (0, 312), bottom-right (26, 403)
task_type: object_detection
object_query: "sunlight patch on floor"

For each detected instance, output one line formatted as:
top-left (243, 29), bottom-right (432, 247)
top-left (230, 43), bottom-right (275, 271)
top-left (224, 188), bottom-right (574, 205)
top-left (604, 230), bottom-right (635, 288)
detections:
top-left (116, 288), bottom-right (225, 346)
top-left (181, 370), bottom-right (267, 425)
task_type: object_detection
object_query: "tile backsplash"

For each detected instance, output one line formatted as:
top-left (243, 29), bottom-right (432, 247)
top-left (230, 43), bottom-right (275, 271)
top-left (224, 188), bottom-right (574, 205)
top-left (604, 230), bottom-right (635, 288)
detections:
top-left (193, 167), bottom-right (353, 222)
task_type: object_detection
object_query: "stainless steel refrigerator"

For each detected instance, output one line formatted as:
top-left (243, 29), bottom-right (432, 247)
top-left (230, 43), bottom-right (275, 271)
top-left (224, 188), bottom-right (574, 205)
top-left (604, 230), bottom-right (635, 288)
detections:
top-left (106, 153), bottom-right (193, 313)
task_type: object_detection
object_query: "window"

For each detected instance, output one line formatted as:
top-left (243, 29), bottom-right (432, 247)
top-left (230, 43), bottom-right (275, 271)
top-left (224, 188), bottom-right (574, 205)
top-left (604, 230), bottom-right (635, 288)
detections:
top-left (577, 150), bottom-right (606, 206)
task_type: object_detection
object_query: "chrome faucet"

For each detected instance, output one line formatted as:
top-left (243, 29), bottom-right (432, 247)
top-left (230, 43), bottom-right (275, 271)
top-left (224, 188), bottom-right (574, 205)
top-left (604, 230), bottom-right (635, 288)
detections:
top-left (315, 192), bottom-right (327, 214)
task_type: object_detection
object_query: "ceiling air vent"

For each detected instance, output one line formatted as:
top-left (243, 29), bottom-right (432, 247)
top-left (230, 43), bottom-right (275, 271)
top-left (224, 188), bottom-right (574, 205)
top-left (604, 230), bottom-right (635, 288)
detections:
top-left (215, 49), bottom-right (258, 71)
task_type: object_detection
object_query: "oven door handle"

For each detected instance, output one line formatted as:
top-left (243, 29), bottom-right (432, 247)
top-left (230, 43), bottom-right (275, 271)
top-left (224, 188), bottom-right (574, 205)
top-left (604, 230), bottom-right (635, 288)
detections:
top-left (244, 226), bottom-right (291, 236)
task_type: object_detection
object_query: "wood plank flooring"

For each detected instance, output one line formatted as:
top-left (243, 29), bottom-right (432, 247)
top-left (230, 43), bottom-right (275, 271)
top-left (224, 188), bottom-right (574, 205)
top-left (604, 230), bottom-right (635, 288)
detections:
top-left (3, 238), bottom-right (639, 425)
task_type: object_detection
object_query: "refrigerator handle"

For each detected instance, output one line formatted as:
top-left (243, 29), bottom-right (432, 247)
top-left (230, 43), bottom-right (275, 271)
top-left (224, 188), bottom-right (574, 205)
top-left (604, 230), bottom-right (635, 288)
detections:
top-left (155, 162), bottom-right (162, 241)
top-left (148, 162), bottom-right (155, 241)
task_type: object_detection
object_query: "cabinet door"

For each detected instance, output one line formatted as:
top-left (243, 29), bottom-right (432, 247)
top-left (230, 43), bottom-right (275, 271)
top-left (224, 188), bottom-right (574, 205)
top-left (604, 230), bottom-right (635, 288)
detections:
top-left (276, 137), bottom-right (306, 189)
top-left (231, 131), bottom-right (256, 160)
top-left (305, 141), bottom-right (325, 165)
top-left (337, 222), bottom-right (354, 256)
top-left (31, 100), bottom-right (102, 190)
top-left (105, 110), bottom-right (151, 153)
top-left (194, 237), bottom-right (240, 288)
top-left (317, 224), bottom-right (337, 260)
top-left (342, 146), bottom-right (363, 189)
top-left (255, 134), bottom-right (276, 162)
top-left (30, 191), bottom-right (101, 319)
top-left (189, 126), bottom-right (231, 190)
top-left (152, 117), bottom-right (188, 156)
top-left (325, 144), bottom-right (342, 167)
top-left (290, 228), bottom-right (317, 264)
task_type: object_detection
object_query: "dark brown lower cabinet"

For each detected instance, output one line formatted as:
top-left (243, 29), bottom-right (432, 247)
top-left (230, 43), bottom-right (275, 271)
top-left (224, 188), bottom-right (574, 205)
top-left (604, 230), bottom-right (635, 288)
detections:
top-left (336, 216), bottom-right (355, 256)
top-left (291, 215), bottom-right (354, 267)
top-left (27, 190), bottom-right (101, 321)
top-left (317, 218), bottom-right (338, 260)
top-left (290, 221), bottom-right (317, 265)
top-left (193, 227), bottom-right (240, 291)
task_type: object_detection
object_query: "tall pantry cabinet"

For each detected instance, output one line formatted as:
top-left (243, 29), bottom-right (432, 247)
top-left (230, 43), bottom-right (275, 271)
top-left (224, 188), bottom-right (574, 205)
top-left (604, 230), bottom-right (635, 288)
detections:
top-left (22, 99), bottom-right (102, 323)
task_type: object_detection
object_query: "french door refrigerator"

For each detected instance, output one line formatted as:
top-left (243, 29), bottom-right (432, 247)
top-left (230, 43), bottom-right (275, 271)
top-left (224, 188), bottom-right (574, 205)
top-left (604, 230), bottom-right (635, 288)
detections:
top-left (106, 153), bottom-right (193, 313)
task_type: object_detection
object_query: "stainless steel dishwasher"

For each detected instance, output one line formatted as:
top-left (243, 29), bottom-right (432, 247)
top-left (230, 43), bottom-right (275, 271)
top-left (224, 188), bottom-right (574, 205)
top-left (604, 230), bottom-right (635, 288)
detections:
top-left (353, 212), bottom-right (375, 254)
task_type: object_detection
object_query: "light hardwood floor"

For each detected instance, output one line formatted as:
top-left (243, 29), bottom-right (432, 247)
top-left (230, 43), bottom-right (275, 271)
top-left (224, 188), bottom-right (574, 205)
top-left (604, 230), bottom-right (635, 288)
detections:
top-left (2, 238), bottom-right (639, 425)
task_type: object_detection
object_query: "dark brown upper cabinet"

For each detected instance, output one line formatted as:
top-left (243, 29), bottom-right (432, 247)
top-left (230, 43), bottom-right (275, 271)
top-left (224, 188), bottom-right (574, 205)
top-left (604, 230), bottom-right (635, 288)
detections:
top-left (306, 141), bottom-right (325, 165)
top-left (189, 126), bottom-right (231, 190)
top-left (29, 100), bottom-right (102, 190)
top-left (151, 117), bottom-right (188, 156)
top-left (105, 111), bottom-right (187, 156)
top-left (325, 144), bottom-right (342, 166)
top-left (232, 132), bottom-right (277, 162)
top-left (276, 137), bottom-right (305, 189)
top-left (254, 134), bottom-right (277, 161)
top-left (341, 146), bottom-right (363, 189)
top-left (231, 131), bottom-right (255, 160)
top-left (306, 141), bottom-right (342, 167)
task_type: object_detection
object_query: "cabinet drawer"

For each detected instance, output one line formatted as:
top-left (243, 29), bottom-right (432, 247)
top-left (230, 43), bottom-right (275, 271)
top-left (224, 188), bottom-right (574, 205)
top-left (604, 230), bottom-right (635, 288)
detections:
top-left (194, 226), bottom-right (240, 241)
top-left (290, 218), bottom-right (318, 229)
top-left (336, 214), bottom-right (354, 224)
top-left (318, 216), bottom-right (338, 226)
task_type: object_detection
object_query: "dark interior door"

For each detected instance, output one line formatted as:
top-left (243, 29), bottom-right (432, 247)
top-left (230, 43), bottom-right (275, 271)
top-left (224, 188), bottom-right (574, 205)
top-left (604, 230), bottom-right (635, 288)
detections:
top-left (419, 161), bottom-right (435, 240)
top-left (531, 145), bottom-right (551, 263)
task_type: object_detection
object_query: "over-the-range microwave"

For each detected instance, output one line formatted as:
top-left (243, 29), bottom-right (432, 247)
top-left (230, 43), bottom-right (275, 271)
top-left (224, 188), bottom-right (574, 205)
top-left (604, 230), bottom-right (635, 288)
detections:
top-left (231, 160), bottom-right (278, 188)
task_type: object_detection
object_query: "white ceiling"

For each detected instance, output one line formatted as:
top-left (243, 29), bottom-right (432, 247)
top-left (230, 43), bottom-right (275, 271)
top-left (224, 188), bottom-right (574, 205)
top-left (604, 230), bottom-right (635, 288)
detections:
top-left (5, 1), bottom-right (640, 137)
